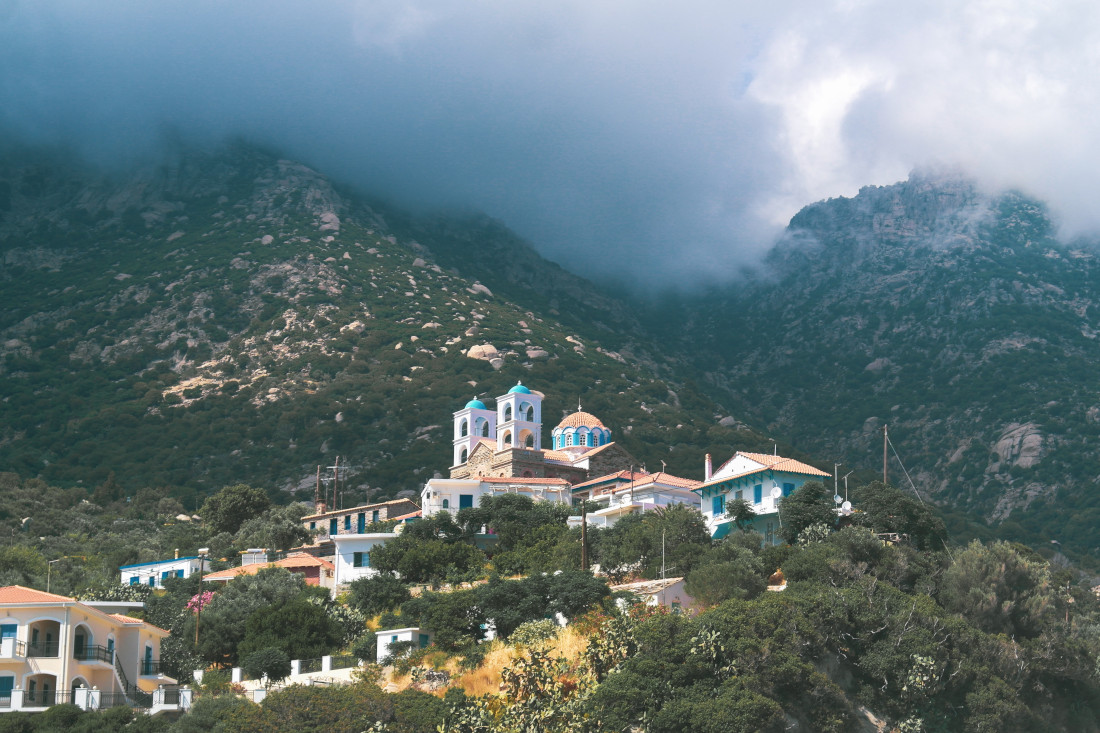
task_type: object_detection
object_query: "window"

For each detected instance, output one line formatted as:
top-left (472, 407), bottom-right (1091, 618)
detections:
top-left (418, 633), bottom-right (431, 648)
top-left (460, 448), bottom-right (468, 463)
top-left (504, 406), bottom-right (512, 421)
top-left (503, 431), bottom-right (512, 446)
top-left (344, 515), bottom-right (352, 531)
top-left (0, 676), bottom-right (13, 696)
top-left (525, 406), bottom-right (534, 421)
top-left (329, 518), bottom-right (338, 535)
top-left (671, 601), bottom-right (682, 614)
top-left (309, 521), bottom-right (316, 531)
top-left (148, 577), bottom-right (155, 586)
top-left (357, 513), bottom-right (366, 533)
top-left (753, 485), bottom-right (762, 503)
top-left (460, 420), bottom-right (468, 437)
top-left (129, 576), bottom-right (138, 586)
top-left (566, 434), bottom-right (573, 447)
top-left (735, 490), bottom-right (743, 500)
top-left (353, 552), bottom-right (364, 568)
top-left (176, 570), bottom-right (183, 578)
top-left (712, 495), bottom-right (725, 516)
top-left (372, 510), bottom-right (380, 522)
top-left (783, 482), bottom-right (795, 496)
top-left (459, 494), bottom-right (474, 509)
top-left (442, 499), bottom-right (450, 509)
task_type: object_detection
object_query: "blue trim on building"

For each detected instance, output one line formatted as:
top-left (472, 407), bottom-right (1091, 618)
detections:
top-left (119, 557), bottom-right (199, 570)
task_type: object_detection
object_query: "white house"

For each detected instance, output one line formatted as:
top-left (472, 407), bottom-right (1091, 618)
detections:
top-left (694, 451), bottom-right (830, 543)
top-left (420, 476), bottom-right (572, 517)
top-left (0, 586), bottom-right (186, 714)
top-left (568, 471), bottom-right (702, 529)
top-left (375, 627), bottom-right (433, 664)
top-left (609, 577), bottom-right (699, 615)
top-left (119, 556), bottom-right (204, 588)
top-left (331, 533), bottom-right (399, 586)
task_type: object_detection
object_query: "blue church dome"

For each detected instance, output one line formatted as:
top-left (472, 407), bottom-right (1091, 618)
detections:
top-left (508, 382), bottom-right (532, 394)
top-left (465, 399), bottom-right (487, 409)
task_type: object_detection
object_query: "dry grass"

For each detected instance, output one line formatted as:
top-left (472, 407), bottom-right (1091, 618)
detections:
top-left (378, 625), bottom-right (595, 698)
top-left (452, 626), bottom-right (591, 697)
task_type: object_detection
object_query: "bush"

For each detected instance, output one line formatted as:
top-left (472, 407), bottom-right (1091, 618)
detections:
top-left (240, 647), bottom-right (291, 687)
top-left (509, 618), bottom-right (560, 648)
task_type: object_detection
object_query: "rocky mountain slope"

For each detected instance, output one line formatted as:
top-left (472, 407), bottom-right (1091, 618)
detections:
top-left (0, 143), bottom-right (768, 508)
top-left (652, 172), bottom-right (1100, 563)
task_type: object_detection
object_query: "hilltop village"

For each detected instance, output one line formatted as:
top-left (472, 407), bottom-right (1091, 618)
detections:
top-left (0, 383), bottom-right (1096, 732)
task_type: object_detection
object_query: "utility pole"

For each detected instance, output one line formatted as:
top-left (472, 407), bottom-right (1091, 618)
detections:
top-left (883, 425), bottom-right (889, 484)
top-left (834, 462), bottom-right (841, 498)
top-left (314, 465), bottom-right (321, 511)
top-left (661, 529), bottom-right (666, 579)
top-left (580, 500), bottom-right (588, 571)
top-left (194, 548), bottom-right (209, 648)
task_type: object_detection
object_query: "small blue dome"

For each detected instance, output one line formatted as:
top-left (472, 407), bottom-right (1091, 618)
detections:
top-left (465, 399), bottom-right (487, 409)
top-left (508, 382), bottom-right (532, 394)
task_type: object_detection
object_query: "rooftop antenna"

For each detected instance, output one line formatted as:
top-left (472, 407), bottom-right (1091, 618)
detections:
top-left (660, 460), bottom-right (667, 473)
top-left (834, 462), bottom-right (842, 497)
top-left (772, 441), bottom-right (777, 456)
top-left (843, 471), bottom-right (854, 502)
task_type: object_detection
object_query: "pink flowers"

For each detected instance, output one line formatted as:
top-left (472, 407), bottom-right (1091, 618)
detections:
top-left (186, 590), bottom-right (215, 613)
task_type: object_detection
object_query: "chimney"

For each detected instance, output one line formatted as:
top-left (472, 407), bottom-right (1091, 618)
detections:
top-left (174, 548), bottom-right (179, 559)
top-left (705, 454), bottom-right (713, 482)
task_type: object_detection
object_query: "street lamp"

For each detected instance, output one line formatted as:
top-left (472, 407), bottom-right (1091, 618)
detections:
top-left (194, 548), bottom-right (209, 648)
top-left (46, 559), bottom-right (62, 594)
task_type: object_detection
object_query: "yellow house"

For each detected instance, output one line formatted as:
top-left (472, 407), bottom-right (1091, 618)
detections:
top-left (0, 586), bottom-right (183, 712)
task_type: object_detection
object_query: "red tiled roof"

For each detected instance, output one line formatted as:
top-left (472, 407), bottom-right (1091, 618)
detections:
top-left (571, 470), bottom-right (645, 490)
top-left (108, 613), bottom-right (170, 635)
top-left (390, 511), bottom-right (422, 521)
top-left (303, 498), bottom-right (421, 521)
top-left (480, 476), bottom-right (571, 485)
top-left (0, 586), bottom-right (72, 604)
top-left (204, 553), bottom-right (334, 581)
top-left (701, 452), bottom-right (829, 490)
top-left (555, 411), bottom-right (606, 429)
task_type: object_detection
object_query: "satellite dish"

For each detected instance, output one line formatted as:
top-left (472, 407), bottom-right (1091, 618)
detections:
top-left (833, 494), bottom-right (842, 504)
top-left (770, 486), bottom-right (783, 499)
top-left (842, 501), bottom-right (852, 512)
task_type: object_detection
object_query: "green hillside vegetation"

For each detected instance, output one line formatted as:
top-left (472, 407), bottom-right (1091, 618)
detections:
top-left (4, 476), bottom-right (1099, 731)
top-left (0, 144), bottom-right (776, 506)
top-left (647, 174), bottom-right (1100, 568)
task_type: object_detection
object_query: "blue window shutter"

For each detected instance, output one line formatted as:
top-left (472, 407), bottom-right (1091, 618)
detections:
top-left (754, 485), bottom-right (762, 503)
top-left (712, 495), bottom-right (724, 515)
top-left (783, 483), bottom-right (795, 496)
top-left (459, 494), bottom-right (474, 509)
top-left (372, 510), bottom-right (380, 522)
top-left (330, 518), bottom-right (338, 535)
top-left (358, 513), bottom-right (365, 533)
top-left (0, 625), bottom-right (16, 640)
top-left (129, 577), bottom-right (138, 586)
top-left (353, 552), bottom-right (363, 568)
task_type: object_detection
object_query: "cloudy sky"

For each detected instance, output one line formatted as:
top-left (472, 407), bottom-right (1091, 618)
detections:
top-left (2, 1), bottom-right (1098, 284)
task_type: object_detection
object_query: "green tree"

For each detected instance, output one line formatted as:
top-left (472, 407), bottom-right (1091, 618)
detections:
top-left (777, 481), bottom-right (835, 544)
top-left (685, 542), bottom-right (766, 606)
top-left (240, 647), bottom-right (292, 688)
top-left (200, 484), bottom-right (271, 535)
top-left (347, 573), bottom-right (411, 617)
top-left (850, 481), bottom-right (947, 550)
top-left (192, 567), bottom-right (305, 664)
top-left (592, 504), bottom-right (711, 581)
top-left (238, 597), bottom-right (344, 661)
top-left (939, 540), bottom-right (1055, 638)
top-left (369, 538), bottom-right (485, 585)
top-left (235, 503), bottom-right (312, 552)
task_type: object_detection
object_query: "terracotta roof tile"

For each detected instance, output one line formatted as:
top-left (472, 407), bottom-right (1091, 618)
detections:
top-left (571, 470), bottom-right (645, 490)
top-left (701, 452), bottom-right (828, 490)
top-left (204, 553), bottom-right (335, 581)
top-left (0, 585), bottom-right (72, 604)
top-left (480, 476), bottom-right (571, 485)
top-left (555, 411), bottom-right (606, 429)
